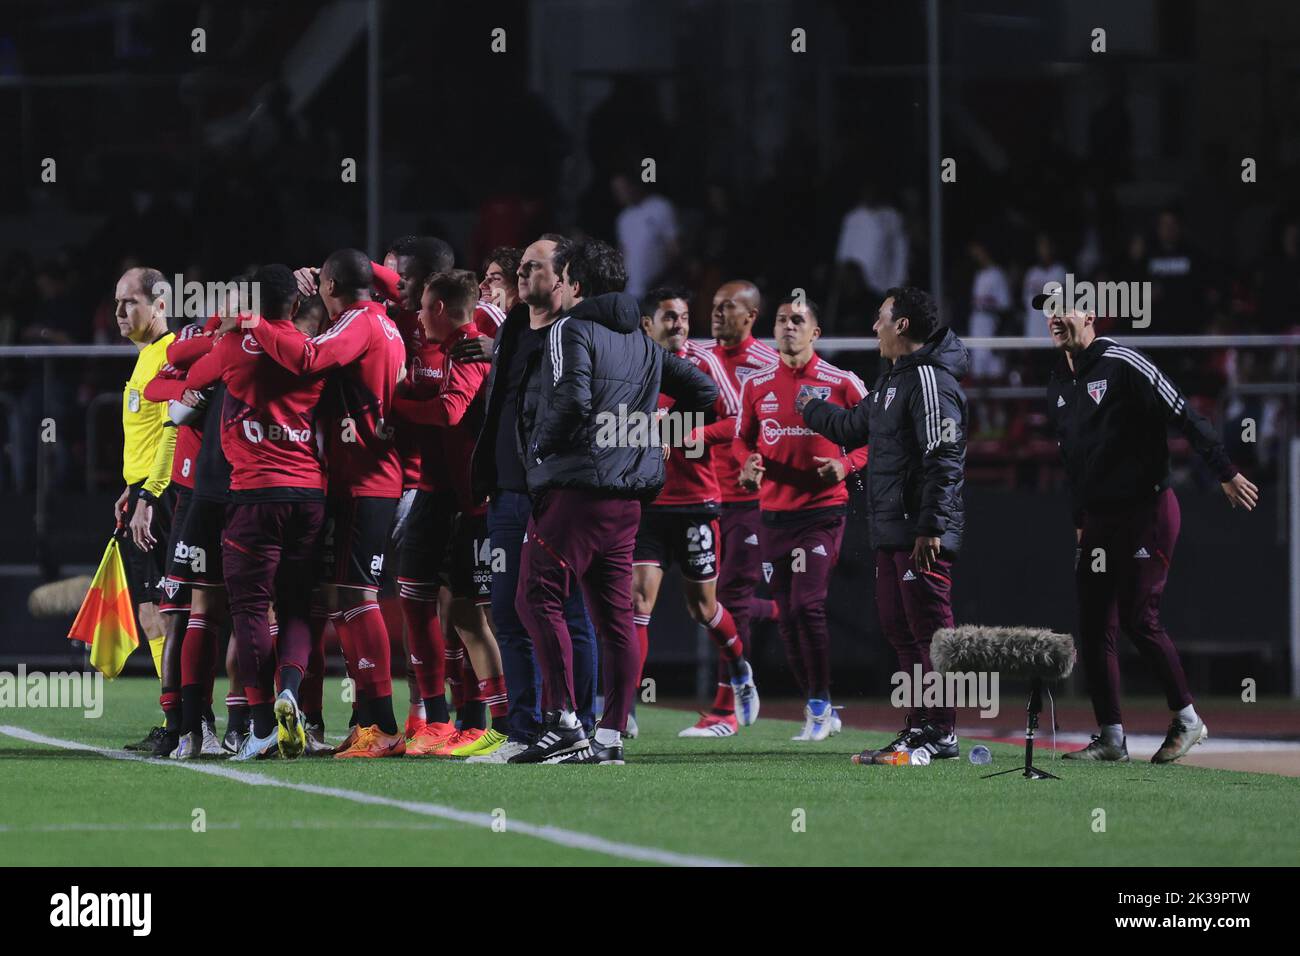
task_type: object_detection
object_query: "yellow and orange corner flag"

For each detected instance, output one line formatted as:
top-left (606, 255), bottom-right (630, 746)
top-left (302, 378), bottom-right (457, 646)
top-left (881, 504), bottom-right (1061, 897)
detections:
top-left (68, 537), bottom-right (139, 679)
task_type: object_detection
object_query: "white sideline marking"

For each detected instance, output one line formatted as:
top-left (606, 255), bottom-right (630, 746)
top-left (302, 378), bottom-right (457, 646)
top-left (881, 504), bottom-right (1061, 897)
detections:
top-left (0, 821), bottom-right (449, 833)
top-left (0, 726), bottom-right (743, 868)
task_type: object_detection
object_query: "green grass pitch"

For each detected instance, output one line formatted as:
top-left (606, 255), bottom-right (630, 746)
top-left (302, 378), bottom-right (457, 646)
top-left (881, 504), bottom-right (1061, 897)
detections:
top-left (1, 677), bottom-right (1295, 866)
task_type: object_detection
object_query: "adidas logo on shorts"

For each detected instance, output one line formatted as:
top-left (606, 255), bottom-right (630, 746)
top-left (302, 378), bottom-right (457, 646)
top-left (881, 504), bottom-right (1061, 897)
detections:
top-left (357, 657), bottom-right (376, 670)
top-left (1133, 547), bottom-right (1151, 559)
top-left (903, 570), bottom-right (917, 581)
top-left (811, 544), bottom-right (827, 556)
top-left (744, 534), bottom-right (758, 545)
top-left (410, 654), bottom-right (423, 665)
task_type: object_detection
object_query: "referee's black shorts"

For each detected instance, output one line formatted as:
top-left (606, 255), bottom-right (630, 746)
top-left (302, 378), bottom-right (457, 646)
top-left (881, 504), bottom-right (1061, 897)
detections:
top-left (121, 481), bottom-right (177, 608)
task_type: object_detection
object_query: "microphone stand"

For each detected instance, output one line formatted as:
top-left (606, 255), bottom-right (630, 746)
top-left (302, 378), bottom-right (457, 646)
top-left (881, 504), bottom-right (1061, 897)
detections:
top-left (984, 677), bottom-right (1060, 780)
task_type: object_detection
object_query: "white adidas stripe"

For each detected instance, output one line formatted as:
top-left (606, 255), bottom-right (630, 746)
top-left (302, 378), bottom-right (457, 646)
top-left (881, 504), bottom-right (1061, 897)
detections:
top-left (550, 317), bottom-right (570, 385)
top-left (1103, 345), bottom-right (1184, 412)
top-left (0, 725), bottom-right (743, 867)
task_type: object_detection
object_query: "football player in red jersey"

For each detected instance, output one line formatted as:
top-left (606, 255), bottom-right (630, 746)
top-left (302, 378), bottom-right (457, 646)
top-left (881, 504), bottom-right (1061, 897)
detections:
top-left (632, 287), bottom-right (760, 739)
top-left (392, 270), bottom-right (506, 758)
top-left (380, 236), bottom-right (455, 739)
top-left (703, 281), bottom-right (780, 732)
top-left (183, 265), bottom-right (329, 761)
top-left (246, 249), bottom-right (408, 758)
top-left (734, 296), bottom-right (868, 742)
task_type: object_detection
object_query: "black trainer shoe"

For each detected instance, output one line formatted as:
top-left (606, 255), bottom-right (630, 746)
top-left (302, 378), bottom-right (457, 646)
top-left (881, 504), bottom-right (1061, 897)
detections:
top-left (1063, 735), bottom-right (1130, 761)
top-left (549, 737), bottom-right (625, 765)
top-left (509, 711), bottom-right (587, 764)
top-left (123, 726), bottom-right (167, 752)
top-left (913, 723), bottom-right (960, 759)
top-left (222, 728), bottom-right (247, 756)
top-left (147, 728), bottom-right (181, 758)
top-left (878, 725), bottom-right (925, 753)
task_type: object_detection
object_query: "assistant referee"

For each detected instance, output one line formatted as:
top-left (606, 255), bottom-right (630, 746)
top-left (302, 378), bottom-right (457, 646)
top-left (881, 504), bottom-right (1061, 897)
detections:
top-left (111, 267), bottom-right (180, 752)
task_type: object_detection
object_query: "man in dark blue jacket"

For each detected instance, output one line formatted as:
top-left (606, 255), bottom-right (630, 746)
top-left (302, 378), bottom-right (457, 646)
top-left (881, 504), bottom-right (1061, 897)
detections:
top-left (461, 235), bottom-right (600, 764)
top-left (514, 240), bottom-right (717, 764)
top-left (801, 287), bottom-right (969, 760)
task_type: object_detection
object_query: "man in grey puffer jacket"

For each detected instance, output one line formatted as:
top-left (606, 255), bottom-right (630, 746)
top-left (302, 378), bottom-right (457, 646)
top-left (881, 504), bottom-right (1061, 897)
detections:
top-left (514, 239), bottom-right (716, 764)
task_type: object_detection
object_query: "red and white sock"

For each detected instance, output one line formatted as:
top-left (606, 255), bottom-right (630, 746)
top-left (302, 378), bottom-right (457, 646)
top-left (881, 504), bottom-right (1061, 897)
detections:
top-left (634, 613), bottom-right (652, 678)
top-left (398, 582), bottom-right (446, 700)
top-left (333, 601), bottom-right (392, 699)
top-left (710, 682), bottom-right (736, 716)
top-left (478, 674), bottom-right (509, 719)
top-left (706, 603), bottom-right (743, 662)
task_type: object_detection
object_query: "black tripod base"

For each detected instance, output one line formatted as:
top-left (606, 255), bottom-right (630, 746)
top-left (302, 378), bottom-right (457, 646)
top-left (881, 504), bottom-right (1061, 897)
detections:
top-left (982, 678), bottom-right (1062, 781)
top-left (982, 764), bottom-right (1060, 780)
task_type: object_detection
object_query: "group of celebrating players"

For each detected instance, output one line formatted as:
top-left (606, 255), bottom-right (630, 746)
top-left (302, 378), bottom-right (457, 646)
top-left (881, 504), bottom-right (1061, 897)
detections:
top-left (108, 223), bottom-right (1258, 768)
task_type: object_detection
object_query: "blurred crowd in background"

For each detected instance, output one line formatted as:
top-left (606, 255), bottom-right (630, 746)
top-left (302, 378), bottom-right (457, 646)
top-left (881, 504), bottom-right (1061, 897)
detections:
top-left (2, 0), bottom-right (1299, 496)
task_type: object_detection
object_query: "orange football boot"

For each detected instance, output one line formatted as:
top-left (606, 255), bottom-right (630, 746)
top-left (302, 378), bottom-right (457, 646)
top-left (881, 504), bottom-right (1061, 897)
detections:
top-left (333, 725), bottom-right (406, 758)
top-left (404, 721), bottom-right (458, 756)
top-left (431, 727), bottom-right (486, 757)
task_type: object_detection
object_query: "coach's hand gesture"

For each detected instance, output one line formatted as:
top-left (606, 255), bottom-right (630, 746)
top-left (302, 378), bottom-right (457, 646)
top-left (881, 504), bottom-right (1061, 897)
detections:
top-left (1222, 472), bottom-right (1259, 511)
top-left (450, 336), bottom-right (494, 364)
top-left (739, 453), bottom-right (765, 492)
top-left (911, 535), bottom-right (941, 573)
top-left (812, 455), bottom-right (846, 486)
top-left (129, 499), bottom-right (156, 552)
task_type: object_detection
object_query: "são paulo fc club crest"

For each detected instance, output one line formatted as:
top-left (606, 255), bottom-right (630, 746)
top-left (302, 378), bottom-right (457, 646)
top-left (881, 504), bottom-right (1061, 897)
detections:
top-left (884, 386), bottom-right (898, 410)
top-left (797, 384), bottom-right (831, 405)
top-left (1087, 379), bottom-right (1108, 404)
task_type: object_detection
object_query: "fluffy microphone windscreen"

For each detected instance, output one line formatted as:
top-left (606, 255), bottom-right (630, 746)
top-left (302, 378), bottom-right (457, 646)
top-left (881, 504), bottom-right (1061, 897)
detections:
top-left (932, 625), bottom-right (1076, 681)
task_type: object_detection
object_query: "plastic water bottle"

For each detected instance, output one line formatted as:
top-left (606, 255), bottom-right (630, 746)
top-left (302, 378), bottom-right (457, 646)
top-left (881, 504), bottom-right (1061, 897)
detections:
top-left (969, 744), bottom-right (992, 765)
top-left (909, 748), bottom-right (931, 766)
top-left (875, 750), bottom-right (910, 765)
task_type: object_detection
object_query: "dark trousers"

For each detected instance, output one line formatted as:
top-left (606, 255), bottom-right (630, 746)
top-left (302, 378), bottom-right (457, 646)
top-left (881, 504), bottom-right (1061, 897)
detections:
top-left (717, 503), bottom-right (763, 681)
top-left (222, 499), bottom-right (324, 704)
top-left (1077, 488), bottom-right (1193, 726)
top-left (875, 549), bottom-right (956, 731)
top-left (517, 489), bottom-right (640, 734)
top-left (489, 490), bottom-right (596, 739)
top-left (760, 512), bottom-right (845, 700)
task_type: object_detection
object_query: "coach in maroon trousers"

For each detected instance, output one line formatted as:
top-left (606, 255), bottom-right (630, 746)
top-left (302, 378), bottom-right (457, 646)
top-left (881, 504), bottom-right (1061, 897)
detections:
top-left (1044, 303), bottom-right (1258, 764)
top-left (801, 288), bottom-right (969, 761)
top-left (513, 239), bottom-right (717, 765)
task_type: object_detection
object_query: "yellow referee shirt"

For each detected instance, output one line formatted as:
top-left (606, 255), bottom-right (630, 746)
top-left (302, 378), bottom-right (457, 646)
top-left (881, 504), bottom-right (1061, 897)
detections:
top-left (122, 331), bottom-right (176, 491)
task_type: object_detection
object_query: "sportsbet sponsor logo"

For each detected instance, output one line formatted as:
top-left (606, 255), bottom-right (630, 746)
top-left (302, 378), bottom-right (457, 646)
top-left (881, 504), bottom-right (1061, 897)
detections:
top-left (241, 419), bottom-right (313, 443)
top-left (760, 419), bottom-right (815, 446)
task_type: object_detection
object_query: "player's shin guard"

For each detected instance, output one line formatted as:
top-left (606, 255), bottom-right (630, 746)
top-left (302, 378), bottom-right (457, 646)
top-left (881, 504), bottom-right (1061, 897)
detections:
top-left (179, 615), bottom-right (216, 734)
top-left (299, 605), bottom-right (328, 725)
top-left (333, 601), bottom-right (396, 735)
top-left (479, 674), bottom-right (509, 732)
top-left (399, 582), bottom-right (448, 723)
top-left (705, 603), bottom-right (745, 679)
top-left (634, 614), bottom-right (651, 679)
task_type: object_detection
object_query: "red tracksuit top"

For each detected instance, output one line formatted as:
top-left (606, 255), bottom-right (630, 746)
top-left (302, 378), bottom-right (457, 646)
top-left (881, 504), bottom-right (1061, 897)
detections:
top-left (709, 335), bottom-right (779, 503)
top-left (733, 352), bottom-right (869, 514)
top-left (142, 321), bottom-right (211, 489)
top-left (251, 299), bottom-right (406, 499)
top-left (392, 325), bottom-right (491, 514)
top-left (653, 339), bottom-right (739, 508)
top-left (182, 326), bottom-right (325, 496)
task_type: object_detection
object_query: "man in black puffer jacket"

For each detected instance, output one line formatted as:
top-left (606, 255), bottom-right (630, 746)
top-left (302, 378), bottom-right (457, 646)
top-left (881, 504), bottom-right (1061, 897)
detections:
top-left (800, 287), bottom-right (969, 760)
top-left (514, 239), bottom-right (717, 764)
